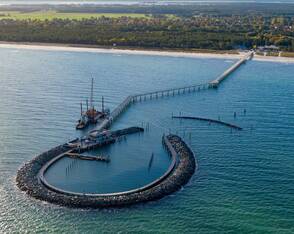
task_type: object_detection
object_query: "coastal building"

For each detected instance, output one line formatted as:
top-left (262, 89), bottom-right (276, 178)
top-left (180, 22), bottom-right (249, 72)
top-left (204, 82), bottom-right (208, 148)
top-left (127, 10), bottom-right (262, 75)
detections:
top-left (257, 45), bottom-right (280, 52)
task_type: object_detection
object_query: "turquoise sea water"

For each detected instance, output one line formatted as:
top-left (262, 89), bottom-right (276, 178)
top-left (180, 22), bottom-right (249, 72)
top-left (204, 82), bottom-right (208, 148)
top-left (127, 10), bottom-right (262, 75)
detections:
top-left (0, 48), bottom-right (293, 233)
top-left (2, 0), bottom-right (294, 5)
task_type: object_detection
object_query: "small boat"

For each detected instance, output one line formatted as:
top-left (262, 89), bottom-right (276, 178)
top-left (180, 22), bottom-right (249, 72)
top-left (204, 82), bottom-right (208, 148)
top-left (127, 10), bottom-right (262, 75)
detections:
top-left (76, 113), bottom-right (89, 129)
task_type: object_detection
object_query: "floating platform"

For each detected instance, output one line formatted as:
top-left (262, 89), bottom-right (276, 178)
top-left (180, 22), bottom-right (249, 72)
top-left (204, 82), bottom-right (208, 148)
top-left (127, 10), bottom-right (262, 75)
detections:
top-left (66, 152), bottom-right (110, 162)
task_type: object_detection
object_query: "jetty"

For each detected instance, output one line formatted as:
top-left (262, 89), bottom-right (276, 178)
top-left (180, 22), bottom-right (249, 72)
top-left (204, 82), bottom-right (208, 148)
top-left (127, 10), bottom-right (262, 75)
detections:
top-left (92, 52), bottom-right (253, 132)
top-left (132, 83), bottom-right (209, 102)
top-left (209, 51), bottom-right (253, 88)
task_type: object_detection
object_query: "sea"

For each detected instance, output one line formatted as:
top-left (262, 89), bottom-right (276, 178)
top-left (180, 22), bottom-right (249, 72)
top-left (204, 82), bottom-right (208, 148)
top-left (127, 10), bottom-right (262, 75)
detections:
top-left (1, 0), bottom-right (294, 6)
top-left (0, 47), bottom-right (293, 233)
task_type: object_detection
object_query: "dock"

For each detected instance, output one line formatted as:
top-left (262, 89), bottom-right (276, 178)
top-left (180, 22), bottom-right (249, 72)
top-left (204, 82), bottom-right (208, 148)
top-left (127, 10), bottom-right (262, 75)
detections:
top-left (66, 152), bottom-right (110, 162)
top-left (91, 52), bottom-right (253, 132)
top-left (64, 126), bottom-right (143, 153)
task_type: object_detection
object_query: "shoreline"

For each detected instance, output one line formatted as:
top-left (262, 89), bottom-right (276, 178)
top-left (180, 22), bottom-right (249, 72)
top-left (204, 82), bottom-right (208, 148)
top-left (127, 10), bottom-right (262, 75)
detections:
top-left (1, 41), bottom-right (294, 63)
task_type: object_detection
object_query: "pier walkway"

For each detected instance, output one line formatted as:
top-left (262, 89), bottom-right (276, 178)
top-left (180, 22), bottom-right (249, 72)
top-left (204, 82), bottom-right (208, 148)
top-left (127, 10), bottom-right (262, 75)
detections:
top-left (209, 51), bottom-right (253, 88)
top-left (132, 82), bottom-right (209, 102)
top-left (92, 52), bottom-right (253, 132)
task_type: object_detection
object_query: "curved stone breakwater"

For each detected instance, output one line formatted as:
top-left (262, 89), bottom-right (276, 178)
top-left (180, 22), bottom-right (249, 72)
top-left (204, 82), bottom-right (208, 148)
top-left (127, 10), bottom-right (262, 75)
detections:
top-left (16, 134), bottom-right (196, 208)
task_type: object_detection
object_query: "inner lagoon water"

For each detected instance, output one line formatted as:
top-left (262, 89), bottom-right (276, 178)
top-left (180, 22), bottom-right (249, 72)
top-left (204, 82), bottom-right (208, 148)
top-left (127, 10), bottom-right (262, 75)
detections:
top-left (0, 47), bottom-right (293, 233)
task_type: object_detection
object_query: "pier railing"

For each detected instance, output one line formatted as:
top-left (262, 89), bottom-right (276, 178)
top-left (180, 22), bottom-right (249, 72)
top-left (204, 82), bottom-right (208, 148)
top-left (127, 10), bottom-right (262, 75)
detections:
top-left (209, 51), bottom-right (253, 88)
top-left (132, 83), bottom-right (209, 102)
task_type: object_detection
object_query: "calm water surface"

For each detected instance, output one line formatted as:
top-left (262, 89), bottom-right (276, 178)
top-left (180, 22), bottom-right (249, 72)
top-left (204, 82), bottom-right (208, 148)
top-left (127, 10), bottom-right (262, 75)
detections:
top-left (2, 0), bottom-right (294, 5)
top-left (0, 48), bottom-right (293, 233)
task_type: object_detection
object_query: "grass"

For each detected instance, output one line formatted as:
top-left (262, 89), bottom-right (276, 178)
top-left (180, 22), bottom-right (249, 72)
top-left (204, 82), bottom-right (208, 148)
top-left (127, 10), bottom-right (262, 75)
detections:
top-left (255, 51), bottom-right (264, 56)
top-left (0, 11), bottom-right (156, 20)
top-left (189, 48), bottom-right (239, 54)
top-left (281, 52), bottom-right (294, 57)
top-left (266, 51), bottom-right (280, 57)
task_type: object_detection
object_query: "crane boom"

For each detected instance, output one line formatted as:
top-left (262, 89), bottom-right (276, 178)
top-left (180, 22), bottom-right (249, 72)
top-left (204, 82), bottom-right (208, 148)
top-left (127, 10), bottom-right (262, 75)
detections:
top-left (90, 77), bottom-right (94, 110)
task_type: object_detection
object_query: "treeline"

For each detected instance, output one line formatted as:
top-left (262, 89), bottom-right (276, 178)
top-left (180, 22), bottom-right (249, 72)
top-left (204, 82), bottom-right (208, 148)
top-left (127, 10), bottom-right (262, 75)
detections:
top-left (3, 3), bottom-right (294, 17)
top-left (0, 15), bottom-right (294, 51)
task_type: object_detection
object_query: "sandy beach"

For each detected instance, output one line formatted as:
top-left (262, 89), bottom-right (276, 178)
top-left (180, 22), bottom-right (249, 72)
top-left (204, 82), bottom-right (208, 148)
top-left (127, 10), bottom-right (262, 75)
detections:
top-left (253, 54), bottom-right (294, 63)
top-left (0, 42), bottom-right (294, 63)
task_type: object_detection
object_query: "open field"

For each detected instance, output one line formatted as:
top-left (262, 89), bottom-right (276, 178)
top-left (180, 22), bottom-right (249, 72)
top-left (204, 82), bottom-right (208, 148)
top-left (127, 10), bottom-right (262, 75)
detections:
top-left (0, 4), bottom-right (293, 52)
top-left (0, 11), bottom-right (156, 20)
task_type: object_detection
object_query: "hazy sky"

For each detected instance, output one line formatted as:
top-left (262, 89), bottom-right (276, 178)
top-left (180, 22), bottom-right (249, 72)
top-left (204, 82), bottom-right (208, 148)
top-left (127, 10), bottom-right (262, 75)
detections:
top-left (0, 0), bottom-right (293, 3)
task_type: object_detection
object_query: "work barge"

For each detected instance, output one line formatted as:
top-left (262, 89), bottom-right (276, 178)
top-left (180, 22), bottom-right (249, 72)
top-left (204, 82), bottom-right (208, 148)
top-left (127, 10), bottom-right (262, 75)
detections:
top-left (76, 78), bottom-right (110, 130)
top-left (16, 52), bottom-right (253, 208)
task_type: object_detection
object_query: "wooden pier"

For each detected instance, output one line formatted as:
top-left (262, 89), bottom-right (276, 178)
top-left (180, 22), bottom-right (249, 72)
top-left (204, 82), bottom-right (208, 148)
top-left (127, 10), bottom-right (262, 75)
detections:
top-left (132, 83), bottom-right (209, 102)
top-left (91, 52), bottom-right (253, 132)
top-left (110, 95), bottom-right (134, 122)
top-left (91, 95), bottom-right (136, 131)
top-left (209, 52), bottom-right (254, 88)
